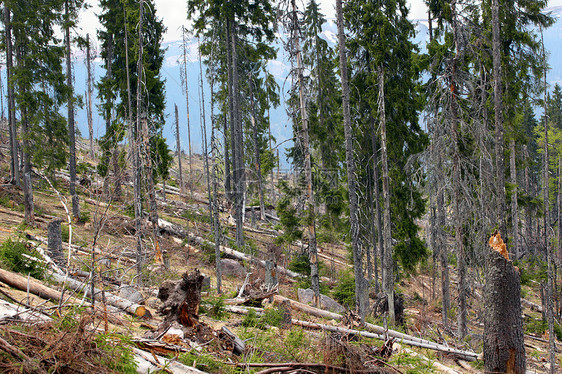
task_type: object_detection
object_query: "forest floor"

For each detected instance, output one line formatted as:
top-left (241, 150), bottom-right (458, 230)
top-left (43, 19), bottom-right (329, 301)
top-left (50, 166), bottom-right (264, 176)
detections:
top-left (0, 137), bottom-right (559, 373)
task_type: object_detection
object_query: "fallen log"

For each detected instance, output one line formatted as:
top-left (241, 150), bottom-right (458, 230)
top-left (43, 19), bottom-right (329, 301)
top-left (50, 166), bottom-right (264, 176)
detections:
top-left (239, 362), bottom-right (393, 374)
top-left (223, 305), bottom-right (479, 361)
top-left (0, 268), bottom-right (64, 303)
top-left (221, 326), bottom-right (245, 355)
top-left (132, 347), bottom-right (207, 374)
top-left (521, 298), bottom-right (542, 313)
top-left (50, 273), bottom-right (151, 319)
top-left (272, 295), bottom-right (478, 361)
top-left (188, 234), bottom-right (301, 279)
top-left (0, 299), bottom-right (52, 323)
top-left (399, 345), bottom-right (461, 374)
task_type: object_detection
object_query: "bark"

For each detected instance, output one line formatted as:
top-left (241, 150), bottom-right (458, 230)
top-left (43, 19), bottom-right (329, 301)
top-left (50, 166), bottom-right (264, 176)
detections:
top-left (182, 27), bottom-right (193, 198)
top-left (437, 172), bottom-right (450, 328)
top-left (134, 0), bottom-right (145, 277)
top-left (291, 0), bottom-right (319, 307)
top-left (103, 34), bottom-right (113, 198)
top-left (175, 104), bottom-right (184, 194)
top-left (21, 108), bottom-right (34, 224)
top-left (540, 25), bottom-right (557, 373)
top-left (483, 246), bottom-right (525, 373)
top-left (524, 146), bottom-right (533, 248)
top-left (450, 0), bottom-right (466, 339)
top-left (224, 115), bottom-right (232, 201)
top-left (65, 0), bottom-right (79, 220)
top-left (336, 0), bottom-right (367, 321)
top-left (0, 268), bottom-right (64, 303)
top-left (231, 20), bottom-right (245, 247)
top-left (378, 66), bottom-right (394, 324)
top-left (492, 0), bottom-right (507, 237)
top-left (371, 118), bottom-right (383, 293)
top-left (47, 219), bottom-right (64, 267)
top-left (86, 34), bottom-right (94, 159)
top-left (510, 139), bottom-right (519, 258)
top-left (249, 78), bottom-right (265, 221)
top-left (4, 6), bottom-right (19, 186)
top-left (221, 326), bottom-right (245, 355)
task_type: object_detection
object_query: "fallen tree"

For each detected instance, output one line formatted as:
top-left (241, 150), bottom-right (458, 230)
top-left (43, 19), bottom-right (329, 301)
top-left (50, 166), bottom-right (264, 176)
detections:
top-left (225, 304), bottom-right (479, 362)
top-left (271, 295), bottom-right (479, 361)
top-left (50, 273), bottom-right (151, 318)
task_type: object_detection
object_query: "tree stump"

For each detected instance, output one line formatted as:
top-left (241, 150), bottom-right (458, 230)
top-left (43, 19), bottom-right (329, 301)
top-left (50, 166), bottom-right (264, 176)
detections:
top-left (47, 219), bottom-right (64, 267)
top-left (264, 260), bottom-right (278, 292)
top-left (484, 233), bottom-right (525, 374)
top-left (157, 270), bottom-right (204, 329)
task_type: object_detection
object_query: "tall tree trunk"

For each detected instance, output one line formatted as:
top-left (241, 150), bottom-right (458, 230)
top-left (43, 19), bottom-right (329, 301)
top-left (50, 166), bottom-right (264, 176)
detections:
top-left (65, 0), bottom-right (79, 221)
top-left (249, 78), bottom-right (266, 221)
top-left (102, 35), bottom-right (113, 199)
top-left (231, 20), bottom-right (245, 247)
top-left (510, 139), bottom-right (519, 258)
top-left (371, 119), bottom-right (383, 294)
top-left (540, 25), bottom-right (557, 374)
top-left (224, 115), bottom-right (232, 200)
top-left (174, 104), bottom-right (184, 194)
top-left (291, 0), bottom-right (319, 306)
top-left (524, 145), bottom-right (533, 253)
top-left (182, 27), bottom-right (193, 198)
top-left (4, 6), bottom-right (19, 186)
top-left (134, 0), bottom-right (145, 278)
top-left (198, 41), bottom-right (213, 231)
top-left (450, 0), bottom-right (466, 340)
top-left (492, 0), bottom-right (507, 239)
top-left (86, 34), bottom-right (94, 159)
top-left (437, 163), bottom-right (450, 328)
top-left (336, 0), bottom-right (367, 320)
top-left (209, 48), bottom-right (222, 294)
top-left (377, 66), bottom-right (394, 325)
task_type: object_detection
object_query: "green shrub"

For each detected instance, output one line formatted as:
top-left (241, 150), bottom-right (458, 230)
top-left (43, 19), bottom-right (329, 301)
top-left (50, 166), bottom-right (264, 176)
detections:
top-left (241, 309), bottom-right (261, 328)
top-left (61, 224), bottom-right (70, 243)
top-left (525, 318), bottom-right (547, 336)
top-left (0, 238), bottom-right (46, 279)
top-left (202, 296), bottom-right (227, 320)
top-left (332, 270), bottom-right (355, 308)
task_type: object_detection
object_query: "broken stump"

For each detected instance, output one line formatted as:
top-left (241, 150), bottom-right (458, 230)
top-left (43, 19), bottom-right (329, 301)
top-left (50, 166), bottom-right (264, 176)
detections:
top-left (158, 270), bottom-right (204, 329)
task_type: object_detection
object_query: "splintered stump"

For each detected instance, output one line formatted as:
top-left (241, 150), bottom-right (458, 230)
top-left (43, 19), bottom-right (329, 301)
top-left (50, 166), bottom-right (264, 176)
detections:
top-left (484, 232), bottom-right (526, 374)
top-left (158, 270), bottom-right (204, 329)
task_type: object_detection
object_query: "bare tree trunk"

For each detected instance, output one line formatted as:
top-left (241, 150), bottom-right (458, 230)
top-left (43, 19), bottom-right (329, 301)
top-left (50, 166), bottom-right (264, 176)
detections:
top-left (437, 170), bottom-right (450, 328)
top-left (174, 104), bottom-right (184, 194)
top-left (249, 78), bottom-right (266, 221)
top-left (231, 20), bottom-right (245, 247)
top-left (4, 6), bottom-right (19, 187)
top-left (209, 47), bottom-right (222, 294)
top-left (102, 35), bottom-right (114, 199)
top-left (370, 119), bottom-right (382, 293)
top-left (524, 145), bottom-right (533, 250)
top-left (377, 66), bottom-right (394, 325)
top-left (291, 0), bottom-right (319, 306)
top-left (86, 34), bottom-right (94, 159)
top-left (65, 0), bottom-right (79, 221)
top-left (182, 28), bottom-right (193, 198)
top-left (510, 139), bottom-right (519, 259)
top-left (224, 115), bottom-right (232, 200)
top-left (540, 25), bottom-right (557, 374)
top-left (336, 0), bottom-right (367, 320)
top-left (134, 0), bottom-right (145, 278)
top-left (450, 0), bottom-right (466, 339)
top-left (492, 0), bottom-right (507, 239)
top-left (198, 41), bottom-right (213, 232)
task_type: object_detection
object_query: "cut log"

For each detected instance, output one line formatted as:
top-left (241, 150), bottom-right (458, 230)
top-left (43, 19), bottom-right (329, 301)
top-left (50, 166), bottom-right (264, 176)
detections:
top-left (0, 299), bottom-right (52, 322)
top-left (50, 273), bottom-right (151, 318)
top-left (0, 268), bottom-right (64, 302)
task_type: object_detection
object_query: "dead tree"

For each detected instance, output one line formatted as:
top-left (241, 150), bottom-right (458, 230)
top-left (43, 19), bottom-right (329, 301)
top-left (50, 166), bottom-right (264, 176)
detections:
top-left (4, 6), bottom-right (19, 186)
top-left (86, 34), bottom-right (94, 159)
top-left (174, 104), bottom-right (184, 194)
top-left (336, 0), bottom-right (367, 320)
top-left (181, 27), bottom-right (194, 197)
top-left (484, 232), bottom-right (525, 373)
